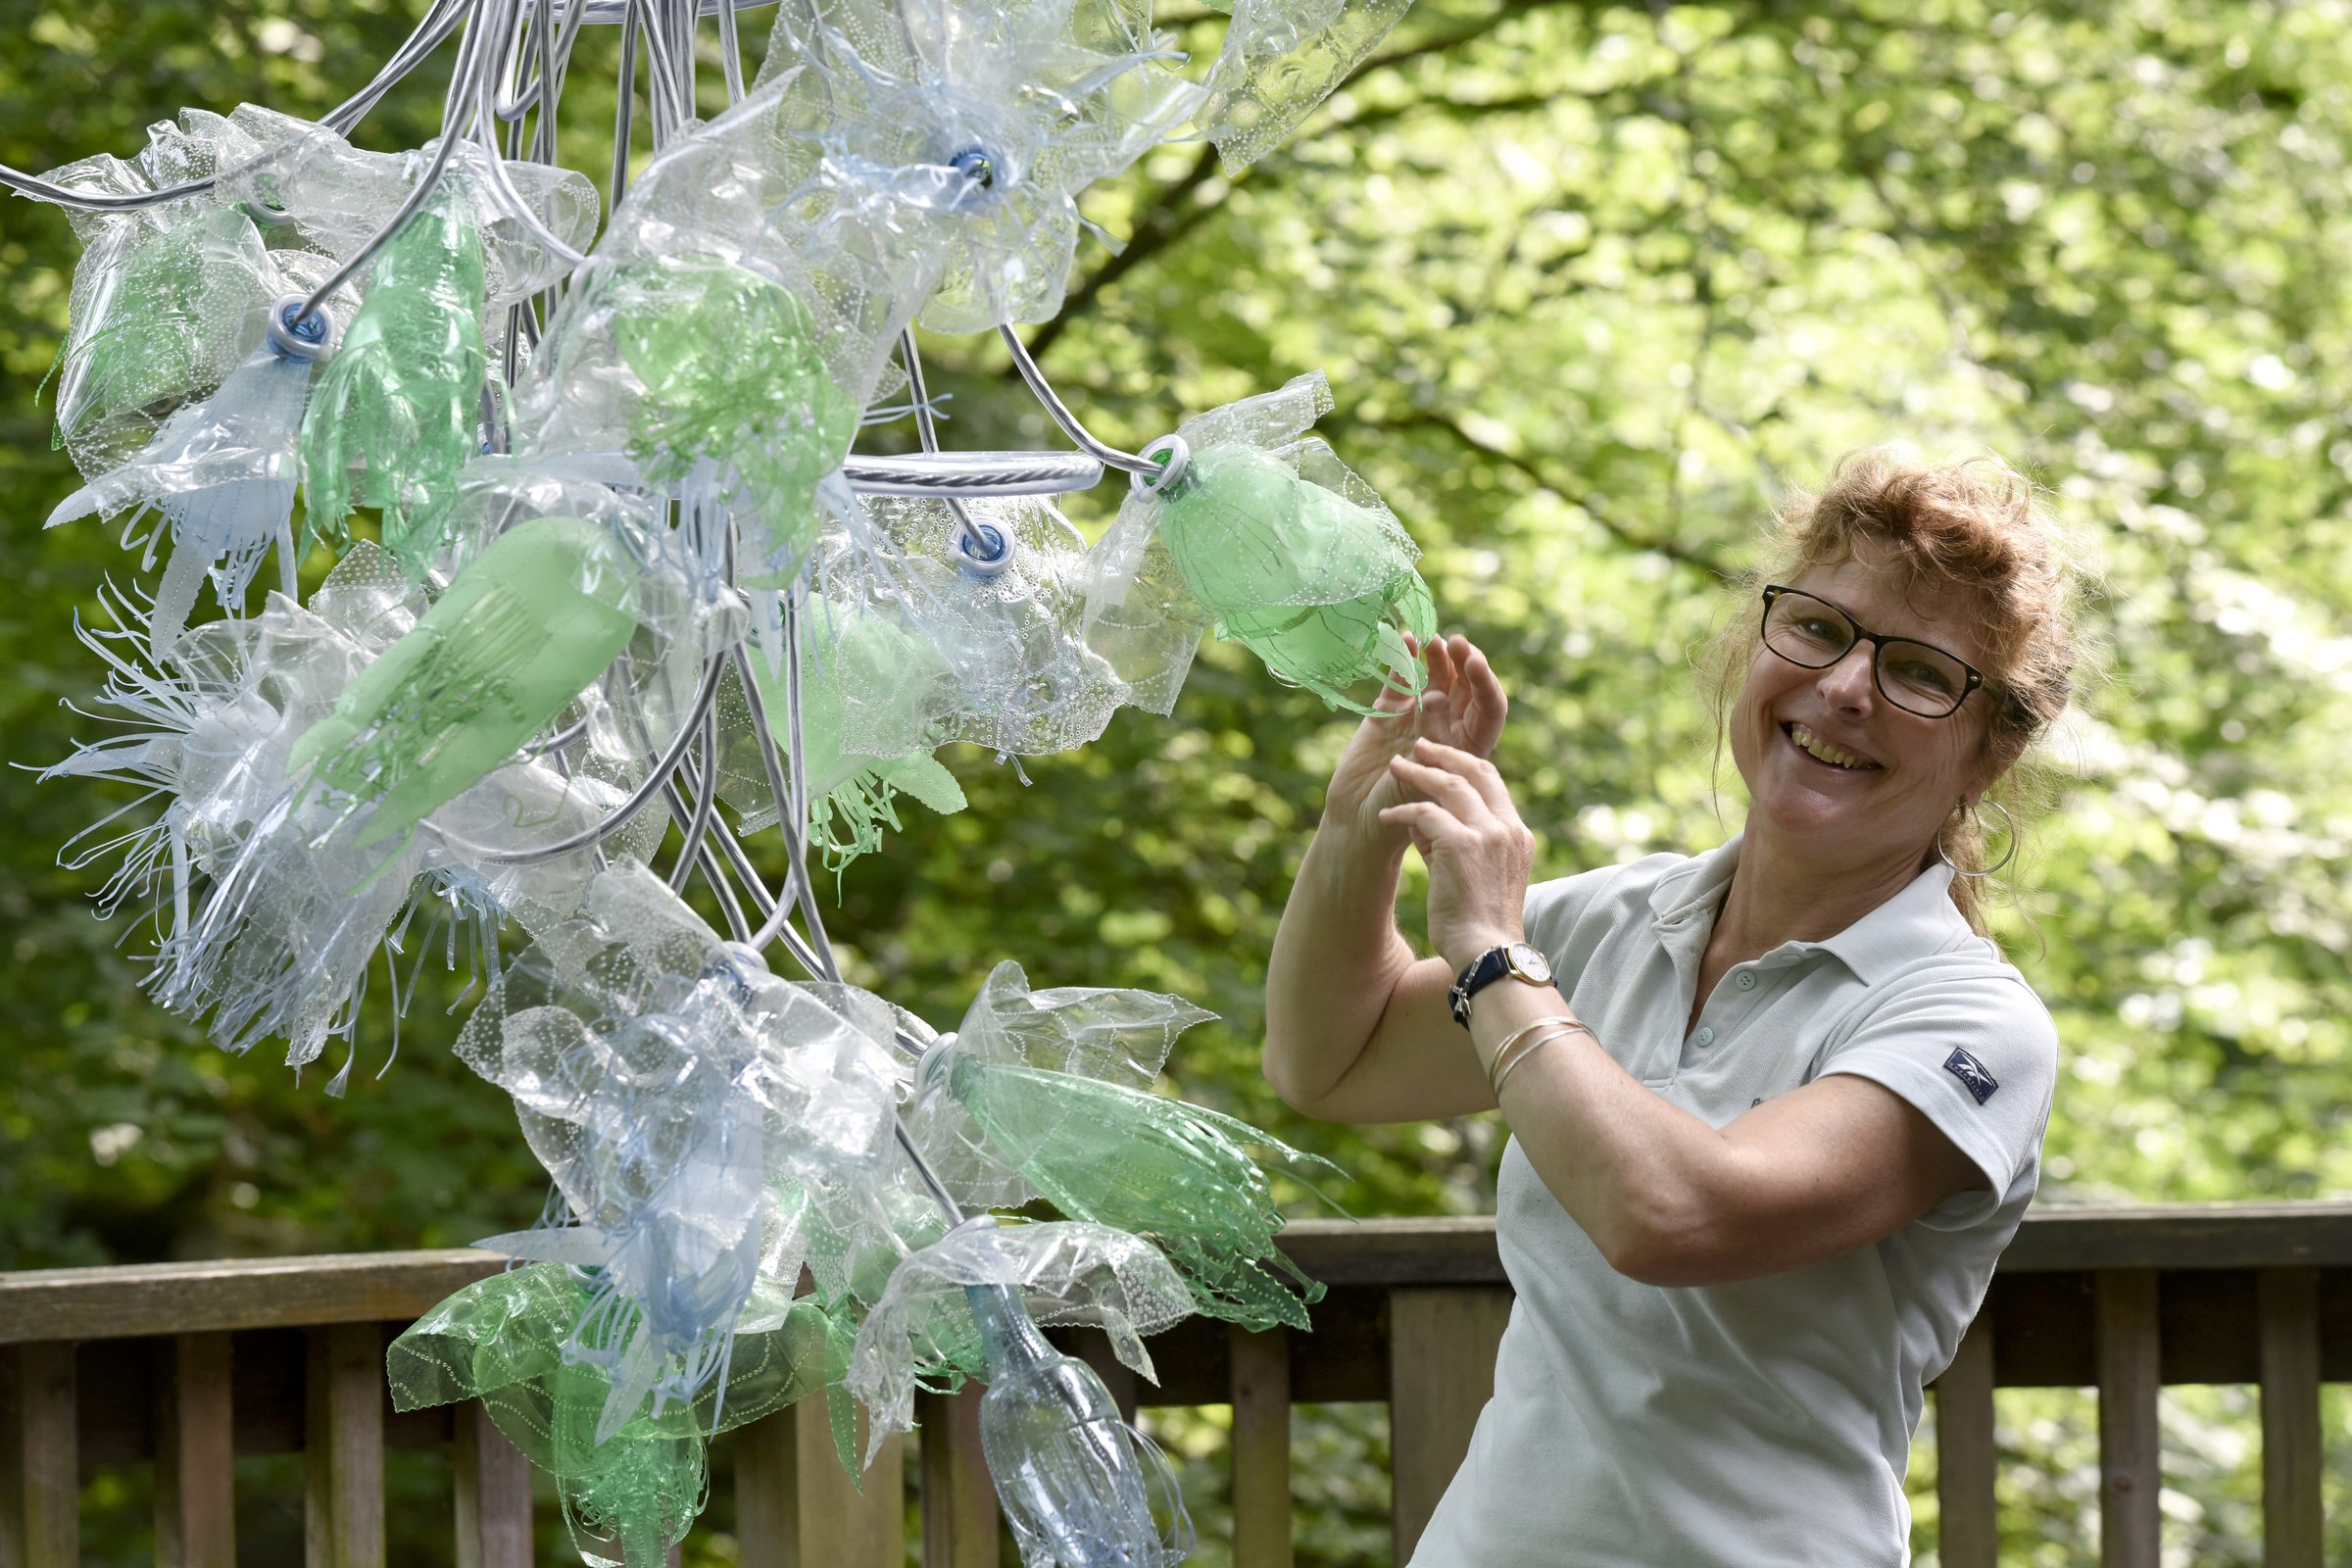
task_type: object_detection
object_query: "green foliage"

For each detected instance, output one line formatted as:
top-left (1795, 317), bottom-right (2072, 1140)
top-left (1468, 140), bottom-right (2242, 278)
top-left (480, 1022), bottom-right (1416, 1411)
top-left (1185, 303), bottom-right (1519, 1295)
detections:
top-left (8, 0), bottom-right (2352, 1563)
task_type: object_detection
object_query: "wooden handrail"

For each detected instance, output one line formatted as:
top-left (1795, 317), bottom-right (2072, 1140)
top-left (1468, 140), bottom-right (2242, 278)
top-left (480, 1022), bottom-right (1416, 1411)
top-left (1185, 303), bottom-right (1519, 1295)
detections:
top-left (4, 1201), bottom-right (2350, 1568)
top-left (0, 1250), bottom-right (504, 1346)
top-left (12, 1201), bottom-right (2351, 1345)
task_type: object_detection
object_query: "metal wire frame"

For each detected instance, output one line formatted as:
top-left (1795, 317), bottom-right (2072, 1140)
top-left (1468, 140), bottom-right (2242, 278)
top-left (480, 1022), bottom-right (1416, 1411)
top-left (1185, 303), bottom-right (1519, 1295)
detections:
top-left (688, 808), bottom-right (967, 1224)
top-left (1000, 323), bottom-right (1164, 475)
top-left (0, 0), bottom-right (470, 211)
top-left (19, 0), bottom-right (1185, 1243)
top-left (0, 0), bottom-right (784, 212)
top-left (428, 651), bottom-right (725, 866)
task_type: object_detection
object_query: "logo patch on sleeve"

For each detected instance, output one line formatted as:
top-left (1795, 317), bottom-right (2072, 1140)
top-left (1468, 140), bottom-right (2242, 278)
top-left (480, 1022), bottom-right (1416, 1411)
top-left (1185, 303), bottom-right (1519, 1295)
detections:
top-left (1942, 1047), bottom-right (1999, 1105)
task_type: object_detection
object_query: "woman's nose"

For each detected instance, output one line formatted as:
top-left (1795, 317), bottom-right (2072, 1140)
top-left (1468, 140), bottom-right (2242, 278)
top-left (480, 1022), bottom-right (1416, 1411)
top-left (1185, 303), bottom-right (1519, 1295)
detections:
top-left (1817, 644), bottom-right (1877, 710)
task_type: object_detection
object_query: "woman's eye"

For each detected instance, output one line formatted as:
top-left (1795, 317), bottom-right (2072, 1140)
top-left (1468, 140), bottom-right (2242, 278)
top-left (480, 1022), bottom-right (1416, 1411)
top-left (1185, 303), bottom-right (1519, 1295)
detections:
top-left (1891, 659), bottom-right (1956, 695)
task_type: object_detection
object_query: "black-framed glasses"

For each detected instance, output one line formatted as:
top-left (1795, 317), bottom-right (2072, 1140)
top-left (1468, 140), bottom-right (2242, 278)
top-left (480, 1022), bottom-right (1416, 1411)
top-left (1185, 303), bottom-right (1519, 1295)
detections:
top-left (1758, 585), bottom-right (1985, 718)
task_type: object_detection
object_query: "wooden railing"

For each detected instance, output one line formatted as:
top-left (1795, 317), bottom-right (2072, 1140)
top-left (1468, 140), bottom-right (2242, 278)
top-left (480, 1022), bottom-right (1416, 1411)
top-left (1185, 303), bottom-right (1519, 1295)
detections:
top-left (4, 1201), bottom-right (2350, 1568)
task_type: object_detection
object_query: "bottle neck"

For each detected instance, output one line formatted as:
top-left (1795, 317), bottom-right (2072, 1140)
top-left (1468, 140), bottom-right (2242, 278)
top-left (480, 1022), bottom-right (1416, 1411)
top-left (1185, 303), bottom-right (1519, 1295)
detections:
top-left (963, 1282), bottom-right (1053, 1370)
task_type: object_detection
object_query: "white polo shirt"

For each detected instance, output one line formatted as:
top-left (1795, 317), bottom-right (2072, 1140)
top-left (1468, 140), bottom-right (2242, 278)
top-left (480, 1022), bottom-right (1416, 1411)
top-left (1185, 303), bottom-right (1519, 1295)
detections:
top-left (1409, 836), bottom-right (2058, 1567)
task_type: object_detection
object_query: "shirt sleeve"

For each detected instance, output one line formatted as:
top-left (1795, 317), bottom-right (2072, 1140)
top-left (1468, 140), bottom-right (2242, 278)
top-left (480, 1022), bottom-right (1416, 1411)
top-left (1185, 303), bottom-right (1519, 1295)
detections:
top-left (1812, 959), bottom-right (2059, 1232)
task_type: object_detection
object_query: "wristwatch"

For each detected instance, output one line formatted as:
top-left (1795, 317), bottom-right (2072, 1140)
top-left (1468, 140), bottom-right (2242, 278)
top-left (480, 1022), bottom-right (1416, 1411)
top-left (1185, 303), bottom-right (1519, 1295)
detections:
top-left (1449, 942), bottom-right (1555, 1026)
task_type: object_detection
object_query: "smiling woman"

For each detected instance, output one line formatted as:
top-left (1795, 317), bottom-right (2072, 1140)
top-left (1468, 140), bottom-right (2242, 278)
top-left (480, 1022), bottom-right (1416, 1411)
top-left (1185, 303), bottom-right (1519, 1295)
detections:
top-left (1711, 451), bottom-right (2088, 935)
top-left (1260, 448), bottom-right (2093, 1565)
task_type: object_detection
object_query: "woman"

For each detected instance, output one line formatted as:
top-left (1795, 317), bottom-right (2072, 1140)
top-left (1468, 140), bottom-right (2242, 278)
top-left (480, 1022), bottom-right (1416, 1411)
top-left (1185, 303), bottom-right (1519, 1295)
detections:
top-left (1263, 451), bottom-right (2082, 1564)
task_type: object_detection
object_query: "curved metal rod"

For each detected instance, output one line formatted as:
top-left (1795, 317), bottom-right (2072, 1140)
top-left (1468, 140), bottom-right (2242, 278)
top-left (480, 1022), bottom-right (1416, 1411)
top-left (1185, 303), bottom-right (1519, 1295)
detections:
top-left (611, 4), bottom-right (640, 205)
top-left (903, 329), bottom-right (949, 453)
top-left (531, 0), bottom-right (591, 162)
top-left (0, 0), bottom-right (786, 214)
top-left (465, 0), bottom-right (590, 266)
top-left (735, 640), bottom-right (837, 975)
top-left (629, 0), bottom-right (689, 145)
top-left (714, 0), bottom-right (748, 105)
top-left (666, 774), bottom-right (752, 941)
top-left (895, 1124), bottom-right (967, 1224)
top-left (2, 0), bottom-right (472, 212)
top-left (701, 814), bottom-right (936, 1079)
top-left (666, 0), bottom-right (699, 132)
top-left (518, 712), bottom-right (591, 759)
top-left (696, 812), bottom-right (965, 1225)
top-left (291, 1), bottom-right (490, 327)
top-left (779, 597), bottom-right (815, 883)
top-left (493, 0), bottom-right (543, 121)
top-left (703, 813), bottom-right (831, 982)
top-left (330, 0), bottom-right (480, 133)
top-left (897, 329), bottom-right (997, 559)
top-left (697, 835), bottom-right (753, 943)
top-left (450, 653), bottom-right (725, 865)
top-left (998, 323), bottom-right (1162, 476)
top-left (569, 0), bottom-right (779, 20)
top-left (666, 706), bottom-right (720, 892)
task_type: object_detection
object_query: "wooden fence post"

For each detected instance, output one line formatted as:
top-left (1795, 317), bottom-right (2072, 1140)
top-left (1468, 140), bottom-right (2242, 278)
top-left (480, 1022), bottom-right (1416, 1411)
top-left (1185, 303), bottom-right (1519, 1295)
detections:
top-left (304, 1322), bottom-right (385, 1568)
top-left (1387, 1287), bottom-right (1510, 1564)
top-left (918, 1386), bottom-right (998, 1568)
top-left (2095, 1270), bottom-right (2160, 1568)
top-left (1229, 1327), bottom-right (1293, 1568)
top-left (2257, 1268), bottom-right (2322, 1568)
top-left (735, 1396), bottom-right (904, 1568)
top-left (1936, 1315), bottom-right (1998, 1568)
top-left (0, 1342), bottom-right (78, 1568)
top-left (156, 1333), bottom-right (236, 1568)
top-left (453, 1397), bottom-right (534, 1568)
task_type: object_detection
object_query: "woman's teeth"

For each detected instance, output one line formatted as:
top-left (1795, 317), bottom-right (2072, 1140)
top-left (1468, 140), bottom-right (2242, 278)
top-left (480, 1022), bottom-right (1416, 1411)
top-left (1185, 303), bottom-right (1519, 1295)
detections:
top-left (1788, 723), bottom-right (1879, 771)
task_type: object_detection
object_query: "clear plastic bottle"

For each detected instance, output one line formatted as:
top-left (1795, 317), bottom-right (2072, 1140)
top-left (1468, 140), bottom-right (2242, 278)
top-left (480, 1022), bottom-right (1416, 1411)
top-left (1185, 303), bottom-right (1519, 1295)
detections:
top-left (965, 1280), bottom-right (1190, 1567)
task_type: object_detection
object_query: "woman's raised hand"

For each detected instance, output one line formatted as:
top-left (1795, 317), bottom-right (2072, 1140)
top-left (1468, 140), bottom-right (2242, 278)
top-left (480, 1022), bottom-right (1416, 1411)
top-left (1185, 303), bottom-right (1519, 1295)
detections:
top-left (1319, 634), bottom-right (1511, 850)
top-left (1378, 733), bottom-right (1538, 974)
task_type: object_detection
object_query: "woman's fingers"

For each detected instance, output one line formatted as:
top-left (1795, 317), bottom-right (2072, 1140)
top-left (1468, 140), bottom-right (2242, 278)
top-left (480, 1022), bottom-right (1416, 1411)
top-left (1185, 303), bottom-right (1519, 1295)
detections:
top-left (1424, 632), bottom-right (1457, 695)
top-left (1410, 630), bottom-right (1510, 757)
top-left (1376, 799), bottom-right (1460, 853)
top-left (1456, 643), bottom-right (1508, 754)
top-left (1388, 752), bottom-right (1498, 823)
top-left (1405, 736), bottom-right (1524, 823)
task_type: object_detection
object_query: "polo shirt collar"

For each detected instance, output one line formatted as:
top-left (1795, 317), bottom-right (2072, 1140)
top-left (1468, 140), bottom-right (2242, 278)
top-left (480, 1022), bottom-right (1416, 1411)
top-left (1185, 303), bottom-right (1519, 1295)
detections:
top-left (1646, 832), bottom-right (1972, 985)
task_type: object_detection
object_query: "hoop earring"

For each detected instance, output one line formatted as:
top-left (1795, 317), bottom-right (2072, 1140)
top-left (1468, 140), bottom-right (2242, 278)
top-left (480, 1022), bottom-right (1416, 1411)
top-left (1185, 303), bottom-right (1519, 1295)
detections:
top-left (1937, 798), bottom-right (2018, 878)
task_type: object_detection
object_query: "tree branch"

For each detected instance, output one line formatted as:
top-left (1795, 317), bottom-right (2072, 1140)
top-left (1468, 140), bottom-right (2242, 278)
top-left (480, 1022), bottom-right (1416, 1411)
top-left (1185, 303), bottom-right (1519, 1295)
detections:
top-left (1027, 141), bottom-right (1225, 361)
top-left (1030, 0), bottom-right (1630, 362)
top-left (1359, 410), bottom-right (1737, 579)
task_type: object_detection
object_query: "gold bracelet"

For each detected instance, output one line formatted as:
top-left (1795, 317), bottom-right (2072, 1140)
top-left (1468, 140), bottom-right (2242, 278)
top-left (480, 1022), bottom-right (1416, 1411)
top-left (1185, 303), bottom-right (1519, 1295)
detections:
top-left (1490, 1019), bottom-right (1595, 1100)
top-left (1484, 1014), bottom-right (1575, 1076)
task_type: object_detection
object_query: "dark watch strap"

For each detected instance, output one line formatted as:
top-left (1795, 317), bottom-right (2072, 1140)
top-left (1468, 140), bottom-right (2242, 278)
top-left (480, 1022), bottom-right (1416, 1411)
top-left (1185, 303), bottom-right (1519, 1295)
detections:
top-left (1448, 947), bottom-right (1514, 1028)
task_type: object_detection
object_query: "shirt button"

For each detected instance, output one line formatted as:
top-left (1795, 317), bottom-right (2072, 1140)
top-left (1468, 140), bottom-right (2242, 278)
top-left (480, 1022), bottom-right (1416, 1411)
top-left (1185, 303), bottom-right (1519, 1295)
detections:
top-left (1735, 971), bottom-right (1757, 991)
top-left (1694, 1027), bottom-right (1716, 1047)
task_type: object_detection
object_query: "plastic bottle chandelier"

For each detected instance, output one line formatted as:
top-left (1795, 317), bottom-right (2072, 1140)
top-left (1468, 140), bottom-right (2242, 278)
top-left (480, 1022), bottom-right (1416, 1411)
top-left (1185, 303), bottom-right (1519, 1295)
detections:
top-left (19, 0), bottom-right (1434, 1559)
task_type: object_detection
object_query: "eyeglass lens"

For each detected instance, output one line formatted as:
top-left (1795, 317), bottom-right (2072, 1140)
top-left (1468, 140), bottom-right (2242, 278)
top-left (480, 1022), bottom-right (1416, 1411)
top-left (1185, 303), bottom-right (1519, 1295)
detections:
top-left (1761, 592), bottom-right (1972, 716)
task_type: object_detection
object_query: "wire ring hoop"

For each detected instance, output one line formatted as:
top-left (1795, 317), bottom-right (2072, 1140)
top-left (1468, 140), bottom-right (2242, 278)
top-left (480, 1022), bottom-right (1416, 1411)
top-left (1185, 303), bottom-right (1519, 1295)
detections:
top-left (265, 295), bottom-right (335, 362)
top-left (1938, 797), bottom-right (2018, 878)
top-left (1131, 433), bottom-right (1191, 496)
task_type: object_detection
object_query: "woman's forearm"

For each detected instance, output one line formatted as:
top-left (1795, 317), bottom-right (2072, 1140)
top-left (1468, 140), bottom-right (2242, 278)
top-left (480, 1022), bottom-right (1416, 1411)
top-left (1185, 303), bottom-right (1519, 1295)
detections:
top-left (1465, 978), bottom-right (1982, 1286)
top-left (1262, 818), bottom-right (1418, 1108)
top-left (1464, 979), bottom-right (1731, 1276)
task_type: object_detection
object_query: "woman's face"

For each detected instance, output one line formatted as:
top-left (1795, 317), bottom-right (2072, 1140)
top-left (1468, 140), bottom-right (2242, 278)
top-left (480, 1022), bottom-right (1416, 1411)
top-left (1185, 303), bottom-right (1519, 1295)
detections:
top-left (1729, 554), bottom-right (2001, 878)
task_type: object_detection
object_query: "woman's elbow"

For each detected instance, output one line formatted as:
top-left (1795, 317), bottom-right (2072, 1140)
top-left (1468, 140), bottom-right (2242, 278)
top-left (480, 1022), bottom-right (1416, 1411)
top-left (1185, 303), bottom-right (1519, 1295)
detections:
top-left (1259, 1033), bottom-right (1340, 1118)
top-left (1589, 1194), bottom-right (1722, 1288)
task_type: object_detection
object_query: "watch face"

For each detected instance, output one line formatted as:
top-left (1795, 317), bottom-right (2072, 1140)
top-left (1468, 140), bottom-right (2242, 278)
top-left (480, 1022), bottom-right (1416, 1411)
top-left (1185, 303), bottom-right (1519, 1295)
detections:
top-left (1507, 942), bottom-right (1554, 985)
